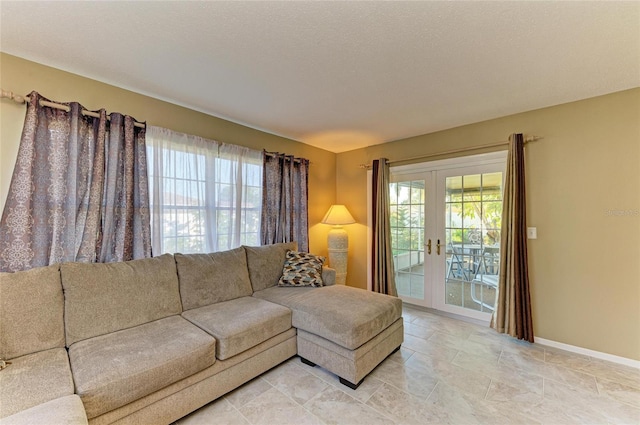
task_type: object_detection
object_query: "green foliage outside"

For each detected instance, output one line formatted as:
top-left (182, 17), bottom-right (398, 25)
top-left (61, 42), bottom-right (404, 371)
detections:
top-left (390, 174), bottom-right (503, 258)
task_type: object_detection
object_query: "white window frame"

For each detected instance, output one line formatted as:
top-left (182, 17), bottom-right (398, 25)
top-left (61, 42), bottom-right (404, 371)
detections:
top-left (147, 127), bottom-right (262, 255)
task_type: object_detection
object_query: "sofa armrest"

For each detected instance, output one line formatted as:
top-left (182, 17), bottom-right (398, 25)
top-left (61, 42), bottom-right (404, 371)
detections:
top-left (322, 266), bottom-right (336, 286)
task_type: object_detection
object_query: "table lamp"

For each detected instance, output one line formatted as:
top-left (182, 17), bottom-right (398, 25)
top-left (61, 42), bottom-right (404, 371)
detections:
top-left (321, 205), bottom-right (356, 285)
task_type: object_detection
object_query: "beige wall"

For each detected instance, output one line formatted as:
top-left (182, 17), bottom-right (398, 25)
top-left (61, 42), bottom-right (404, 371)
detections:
top-left (337, 88), bottom-right (640, 360)
top-left (0, 53), bottom-right (336, 256)
top-left (2, 53), bottom-right (639, 360)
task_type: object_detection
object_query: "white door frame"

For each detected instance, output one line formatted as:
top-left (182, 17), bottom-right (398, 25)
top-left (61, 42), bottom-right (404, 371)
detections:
top-left (366, 151), bottom-right (507, 319)
top-left (433, 162), bottom-right (506, 321)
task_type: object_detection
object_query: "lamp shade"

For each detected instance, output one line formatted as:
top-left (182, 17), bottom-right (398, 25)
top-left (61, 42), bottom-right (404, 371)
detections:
top-left (322, 205), bottom-right (356, 225)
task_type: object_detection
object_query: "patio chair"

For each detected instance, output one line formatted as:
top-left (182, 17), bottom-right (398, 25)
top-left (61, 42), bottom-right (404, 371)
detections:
top-left (446, 243), bottom-right (472, 281)
top-left (470, 246), bottom-right (500, 311)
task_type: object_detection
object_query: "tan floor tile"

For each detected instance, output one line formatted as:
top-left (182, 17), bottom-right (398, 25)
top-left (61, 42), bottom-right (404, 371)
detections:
top-left (402, 305), bottom-right (435, 321)
top-left (370, 357), bottom-right (438, 398)
top-left (176, 398), bottom-right (250, 425)
top-left (435, 362), bottom-right (492, 399)
top-left (402, 333), bottom-right (459, 360)
top-left (404, 350), bottom-right (456, 375)
top-left (544, 347), bottom-right (592, 370)
top-left (500, 348), bottom-right (599, 393)
top-left (422, 317), bottom-right (476, 339)
top-left (451, 348), bottom-right (501, 371)
top-left (224, 378), bottom-right (273, 409)
top-left (331, 376), bottom-right (386, 404)
top-left (477, 402), bottom-right (543, 425)
top-left (518, 398), bottom-right (597, 425)
top-left (261, 361), bottom-right (329, 405)
top-left (406, 314), bottom-right (438, 329)
top-left (458, 337), bottom-right (504, 358)
top-left (304, 386), bottom-right (394, 425)
top-left (366, 382), bottom-right (443, 424)
top-left (423, 381), bottom-right (527, 425)
top-left (495, 362), bottom-right (545, 396)
top-left (485, 379), bottom-right (544, 404)
top-left (466, 327), bottom-right (515, 347)
top-left (453, 350), bottom-right (545, 399)
top-left (405, 351), bottom-right (492, 398)
top-left (385, 346), bottom-right (415, 365)
top-left (424, 382), bottom-right (483, 423)
top-left (404, 321), bottom-right (435, 340)
top-left (543, 379), bottom-right (640, 424)
top-left (499, 347), bottom-right (547, 373)
top-left (426, 330), bottom-right (467, 351)
top-left (597, 376), bottom-right (640, 408)
top-left (238, 387), bottom-right (323, 425)
top-left (500, 338), bottom-right (546, 363)
top-left (578, 358), bottom-right (640, 391)
top-left (541, 362), bottom-right (599, 394)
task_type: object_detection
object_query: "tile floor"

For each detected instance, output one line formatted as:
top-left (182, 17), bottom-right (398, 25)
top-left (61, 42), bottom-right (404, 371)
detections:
top-left (176, 304), bottom-right (640, 424)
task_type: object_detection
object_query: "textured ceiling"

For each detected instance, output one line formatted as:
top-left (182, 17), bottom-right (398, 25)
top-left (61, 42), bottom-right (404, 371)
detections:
top-left (1, 1), bottom-right (639, 153)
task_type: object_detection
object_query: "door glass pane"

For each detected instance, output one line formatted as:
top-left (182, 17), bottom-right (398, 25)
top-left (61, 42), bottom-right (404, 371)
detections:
top-left (390, 180), bottom-right (425, 301)
top-left (389, 182), bottom-right (398, 204)
top-left (446, 176), bottom-right (462, 202)
top-left (444, 172), bottom-right (502, 313)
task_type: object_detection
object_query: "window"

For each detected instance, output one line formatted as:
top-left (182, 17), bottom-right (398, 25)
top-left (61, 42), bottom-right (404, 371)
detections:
top-left (146, 127), bottom-right (262, 255)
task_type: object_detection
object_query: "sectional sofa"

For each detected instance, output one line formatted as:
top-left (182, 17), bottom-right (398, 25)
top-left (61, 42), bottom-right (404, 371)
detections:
top-left (0, 242), bottom-right (403, 425)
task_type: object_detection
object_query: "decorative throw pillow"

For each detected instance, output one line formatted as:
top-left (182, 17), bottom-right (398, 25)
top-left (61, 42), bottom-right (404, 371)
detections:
top-left (278, 250), bottom-right (325, 287)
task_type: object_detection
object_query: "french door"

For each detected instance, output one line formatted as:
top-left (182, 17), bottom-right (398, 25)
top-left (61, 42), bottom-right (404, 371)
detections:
top-left (387, 152), bottom-right (506, 321)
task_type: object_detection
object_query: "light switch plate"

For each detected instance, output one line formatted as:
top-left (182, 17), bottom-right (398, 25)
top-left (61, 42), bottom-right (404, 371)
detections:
top-left (527, 227), bottom-right (537, 239)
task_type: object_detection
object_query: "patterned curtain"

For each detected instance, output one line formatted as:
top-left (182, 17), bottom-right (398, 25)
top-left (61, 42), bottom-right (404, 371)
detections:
top-left (371, 158), bottom-right (397, 296)
top-left (0, 91), bottom-right (151, 272)
top-left (261, 151), bottom-right (309, 252)
top-left (491, 134), bottom-right (534, 342)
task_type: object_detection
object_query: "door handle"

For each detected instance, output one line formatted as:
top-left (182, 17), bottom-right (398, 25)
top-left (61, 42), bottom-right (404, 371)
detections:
top-left (426, 239), bottom-right (431, 255)
top-left (436, 239), bottom-right (442, 255)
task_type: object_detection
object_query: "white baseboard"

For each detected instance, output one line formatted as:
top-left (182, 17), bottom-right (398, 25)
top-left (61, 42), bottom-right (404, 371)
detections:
top-left (534, 337), bottom-right (640, 369)
top-left (405, 303), bottom-right (640, 369)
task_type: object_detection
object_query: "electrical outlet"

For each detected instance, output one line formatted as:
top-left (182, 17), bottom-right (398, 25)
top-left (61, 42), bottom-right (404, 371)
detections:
top-left (527, 227), bottom-right (537, 239)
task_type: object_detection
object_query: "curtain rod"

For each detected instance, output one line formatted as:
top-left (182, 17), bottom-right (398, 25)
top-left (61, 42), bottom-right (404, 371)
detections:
top-left (358, 136), bottom-right (542, 169)
top-left (264, 150), bottom-right (310, 164)
top-left (1, 89), bottom-right (146, 129)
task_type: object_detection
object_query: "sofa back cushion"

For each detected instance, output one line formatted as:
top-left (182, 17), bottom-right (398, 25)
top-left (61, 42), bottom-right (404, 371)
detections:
top-left (61, 254), bottom-right (182, 346)
top-left (0, 264), bottom-right (65, 359)
top-left (175, 247), bottom-right (253, 311)
top-left (244, 242), bottom-right (297, 292)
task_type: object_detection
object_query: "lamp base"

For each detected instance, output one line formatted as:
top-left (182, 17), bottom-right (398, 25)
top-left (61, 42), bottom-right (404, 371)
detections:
top-left (327, 226), bottom-right (348, 285)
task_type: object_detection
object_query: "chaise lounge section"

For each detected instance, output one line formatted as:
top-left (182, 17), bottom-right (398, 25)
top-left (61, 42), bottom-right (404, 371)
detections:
top-left (253, 284), bottom-right (403, 388)
top-left (246, 242), bottom-right (404, 388)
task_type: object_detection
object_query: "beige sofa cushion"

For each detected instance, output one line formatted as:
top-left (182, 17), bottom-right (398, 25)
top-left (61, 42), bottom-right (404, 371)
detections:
top-left (0, 348), bottom-right (74, 419)
top-left (182, 296), bottom-right (292, 360)
top-left (253, 285), bottom-right (402, 350)
top-left (244, 242), bottom-right (297, 292)
top-left (175, 248), bottom-right (253, 310)
top-left (61, 254), bottom-right (182, 346)
top-left (0, 395), bottom-right (87, 425)
top-left (69, 315), bottom-right (215, 419)
top-left (0, 264), bottom-right (65, 359)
